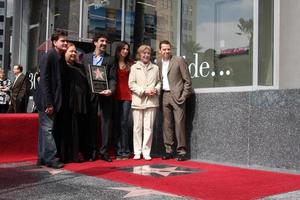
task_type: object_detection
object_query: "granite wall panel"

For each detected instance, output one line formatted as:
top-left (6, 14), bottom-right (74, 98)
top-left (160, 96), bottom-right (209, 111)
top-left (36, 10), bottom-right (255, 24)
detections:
top-left (187, 89), bottom-right (300, 171)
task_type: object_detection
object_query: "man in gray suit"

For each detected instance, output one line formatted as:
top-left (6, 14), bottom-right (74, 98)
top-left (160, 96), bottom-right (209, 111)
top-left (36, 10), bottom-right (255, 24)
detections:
top-left (157, 40), bottom-right (192, 161)
top-left (8, 64), bottom-right (27, 113)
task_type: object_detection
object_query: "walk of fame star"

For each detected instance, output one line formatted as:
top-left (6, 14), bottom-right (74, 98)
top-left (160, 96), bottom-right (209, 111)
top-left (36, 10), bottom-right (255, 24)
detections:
top-left (107, 186), bottom-right (180, 198)
top-left (25, 166), bottom-right (64, 175)
top-left (120, 164), bottom-right (200, 177)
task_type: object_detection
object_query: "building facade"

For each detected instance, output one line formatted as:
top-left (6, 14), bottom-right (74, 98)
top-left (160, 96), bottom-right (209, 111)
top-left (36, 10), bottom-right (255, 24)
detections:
top-left (3, 0), bottom-right (300, 170)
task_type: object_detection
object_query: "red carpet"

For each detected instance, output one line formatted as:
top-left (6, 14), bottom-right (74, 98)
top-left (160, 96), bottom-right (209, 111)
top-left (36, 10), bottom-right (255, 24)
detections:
top-left (0, 114), bottom-right (38, 163)
top-left (2, 114), bottom-right (300, 199)
top-left (64, 159), bottom-right (300, 200)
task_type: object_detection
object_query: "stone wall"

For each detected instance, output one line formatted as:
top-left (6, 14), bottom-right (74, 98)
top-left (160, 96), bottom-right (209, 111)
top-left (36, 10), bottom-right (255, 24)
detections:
top-left (152, 89), bottom-right (300, 171)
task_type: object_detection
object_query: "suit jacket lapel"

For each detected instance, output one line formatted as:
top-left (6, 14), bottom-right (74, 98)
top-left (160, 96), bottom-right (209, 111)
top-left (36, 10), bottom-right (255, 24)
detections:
top-left (12, 74), bottom-right (23, 88)
top-left (157, 61), bottom-right (162, 77)
top-left (102, 52), bottom-right (110, 66)
top-left (88, 53), bottom-right (93, 65)
top-left (102, 56), bottom-right (109, 66)
top-left (168, 56), bottom-right (175, 73)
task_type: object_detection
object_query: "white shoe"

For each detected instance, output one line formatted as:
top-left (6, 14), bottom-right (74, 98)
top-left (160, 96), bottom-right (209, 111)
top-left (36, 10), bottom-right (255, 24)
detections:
top-left (133, 155), bottom-right (141, 160)
top-left (144, 155), bottom-right (152, 161)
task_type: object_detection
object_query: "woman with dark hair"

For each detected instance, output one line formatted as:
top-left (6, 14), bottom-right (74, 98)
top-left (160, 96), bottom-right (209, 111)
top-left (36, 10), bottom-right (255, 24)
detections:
top-left (56, 42), bottom-right (89, 163)
top-left (112, 41), bottom-right (134, 159)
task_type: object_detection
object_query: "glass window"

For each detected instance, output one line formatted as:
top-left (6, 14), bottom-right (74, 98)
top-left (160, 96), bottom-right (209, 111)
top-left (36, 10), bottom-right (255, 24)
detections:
top-left (258, 0), bottom-right (273, 86)
top-left (182, 0), bottom-right (253, 88)
top-left (27, 0), bottom-right (48, 73)
top-left (3, 0), bottom-right (13, 75)
top-left (53, 0), bottom-right (80, 40)
top-left (124, 0), bottom-right (179, 60)
top-left (82, 0), bottom-right (122, 55)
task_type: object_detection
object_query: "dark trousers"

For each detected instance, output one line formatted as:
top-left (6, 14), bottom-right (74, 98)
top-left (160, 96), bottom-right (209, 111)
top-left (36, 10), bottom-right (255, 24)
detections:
top-left (0, 104), bottom-right (9, 113)
top-left (87, 97), bottom-right (113, 156)
top-left (7, 97), bottom-right (27, 113)
top-left (54, 108), bottom-right (87, 163)
top-left (113, 100), bottom-right (132, 156)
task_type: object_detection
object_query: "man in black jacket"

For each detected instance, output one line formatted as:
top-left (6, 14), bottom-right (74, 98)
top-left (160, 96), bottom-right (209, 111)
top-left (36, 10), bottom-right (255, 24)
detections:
top-left (82, 33), bottom-right (116, 162)
top-left (34, 30), bottom-right (68, 168)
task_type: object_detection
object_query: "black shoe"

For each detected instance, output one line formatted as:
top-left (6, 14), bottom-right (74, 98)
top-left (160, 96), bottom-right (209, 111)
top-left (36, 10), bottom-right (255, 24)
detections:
top-left (89, 150), bottom-right (97, 161)
top-left (46, 160), bottom-right (64, 169)
top-left (162, 153), bottom-right (173, 160)
top-left (76, 153), bottom-right (85, 163)
top-left (36, 160), bottom-right (45, 166)
top-left (176, 154), bottom-right (188, 161)
top-left (100, 154), bottom-right (112, 162)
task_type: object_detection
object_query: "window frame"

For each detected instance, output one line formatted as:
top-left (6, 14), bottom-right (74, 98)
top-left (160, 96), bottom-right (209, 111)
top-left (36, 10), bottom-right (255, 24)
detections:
top-left (192, 0), bottom-right (279, 93)
top-left (48, 0), bottom-right (279, 93)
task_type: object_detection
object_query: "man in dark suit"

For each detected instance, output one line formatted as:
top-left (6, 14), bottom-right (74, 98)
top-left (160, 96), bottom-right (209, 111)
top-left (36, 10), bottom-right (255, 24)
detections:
top-left (34, 30), bottom-right (68, 168)
top-left (157, 40), bottom-right (192, 161)
top-left (8, 64), bottom-right (27, 113)
top-left (82, 33), bottom-right (116, 162)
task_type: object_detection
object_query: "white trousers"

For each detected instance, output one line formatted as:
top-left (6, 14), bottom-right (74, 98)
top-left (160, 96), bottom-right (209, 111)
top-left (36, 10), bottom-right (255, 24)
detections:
top-left (132, 108), bottom-right (156, 157)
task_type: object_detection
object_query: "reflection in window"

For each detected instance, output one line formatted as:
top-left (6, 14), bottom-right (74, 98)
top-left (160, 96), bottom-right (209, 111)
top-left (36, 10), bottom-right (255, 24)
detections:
top-left (27, 0), bottom-right (48, 73)
top-left (182, 0), bottom-right (253, 88)
top-left (125, 0), bottom-right (178, 60)
top-left (82, 0), bottom-right (122, 55)
top-left (53, 0), bottom-right (80, 40)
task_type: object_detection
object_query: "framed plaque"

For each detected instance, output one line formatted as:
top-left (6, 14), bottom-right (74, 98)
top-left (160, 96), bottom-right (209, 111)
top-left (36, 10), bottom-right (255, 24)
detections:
top-left (88, 64), bottom-right (109, 93)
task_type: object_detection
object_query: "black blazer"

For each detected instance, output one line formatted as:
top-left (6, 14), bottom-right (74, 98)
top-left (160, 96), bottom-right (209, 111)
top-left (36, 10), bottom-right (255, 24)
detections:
top-left (82, 52), bottom-right (117, 103)
top-left (34, 48), bottom-right (63, 113)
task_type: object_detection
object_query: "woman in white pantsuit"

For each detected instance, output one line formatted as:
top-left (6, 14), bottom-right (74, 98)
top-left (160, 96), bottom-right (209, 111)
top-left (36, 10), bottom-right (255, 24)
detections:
top-left (128, 45), bottom-right (161, 161)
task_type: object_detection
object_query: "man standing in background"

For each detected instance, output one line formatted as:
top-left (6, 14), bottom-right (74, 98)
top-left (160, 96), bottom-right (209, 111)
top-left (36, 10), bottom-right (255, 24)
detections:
top-left (157, 40), bottom-right (192, 161)
top-left (8, 64), bottom-right (27, 113)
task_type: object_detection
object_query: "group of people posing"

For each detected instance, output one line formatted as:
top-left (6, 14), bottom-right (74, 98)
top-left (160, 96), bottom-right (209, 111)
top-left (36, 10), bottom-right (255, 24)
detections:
top-left (34, 30), bottom-right (192, 169)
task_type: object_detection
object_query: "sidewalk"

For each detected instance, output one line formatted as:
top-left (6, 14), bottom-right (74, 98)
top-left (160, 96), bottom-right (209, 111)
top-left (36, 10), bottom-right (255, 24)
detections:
top-left (1, 159), bottom-right (300, 200)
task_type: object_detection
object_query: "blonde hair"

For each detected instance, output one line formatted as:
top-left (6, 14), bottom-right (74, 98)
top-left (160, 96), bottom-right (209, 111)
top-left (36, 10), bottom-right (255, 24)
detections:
top-left (136, 45), bottom-right (151, 60)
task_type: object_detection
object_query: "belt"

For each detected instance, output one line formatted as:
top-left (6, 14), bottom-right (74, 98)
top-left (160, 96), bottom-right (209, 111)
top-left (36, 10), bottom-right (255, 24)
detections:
top-left (163, 90), bottom-right (170, 93)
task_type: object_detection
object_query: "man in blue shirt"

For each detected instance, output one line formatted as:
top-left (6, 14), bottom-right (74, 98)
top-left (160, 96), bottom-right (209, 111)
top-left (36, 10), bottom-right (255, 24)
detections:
top-left (83, 33), bottom-right (116, 162)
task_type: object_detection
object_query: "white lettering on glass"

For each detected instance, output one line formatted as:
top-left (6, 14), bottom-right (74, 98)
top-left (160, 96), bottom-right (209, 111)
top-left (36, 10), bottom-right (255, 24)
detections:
top-left (188, 53), bottom-right (210, 78)
top-left (199, 62), bottom-right (210, 77)
top-left (188, 53), bottom-right (199, 78)
top-left (188, 53), bottom-right (231, 79)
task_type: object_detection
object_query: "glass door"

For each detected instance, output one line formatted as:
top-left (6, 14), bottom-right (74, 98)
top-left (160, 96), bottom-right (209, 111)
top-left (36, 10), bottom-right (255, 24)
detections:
top-left (124, 0), bottom-right (179, 61)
